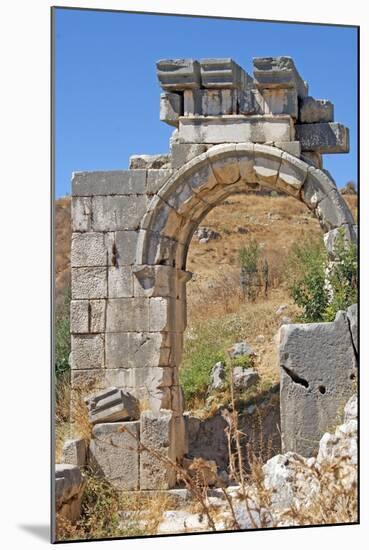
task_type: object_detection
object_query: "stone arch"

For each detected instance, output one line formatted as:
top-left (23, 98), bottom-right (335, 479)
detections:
top-left (136, 143), bottom-right (355, 271)
top-left (132, 143), bottom-right (355, 422)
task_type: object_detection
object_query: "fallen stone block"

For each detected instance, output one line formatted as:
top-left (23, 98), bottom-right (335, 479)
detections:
top-left (178, 115), bottom-right (293, 144)
top-left (140, 410), bottom-right (177, 490)
top-left (200, 58), bottom-right (252, 89)
top-left (128, 154), bottom-right (170, 169)
top-left (84, 387), bottom-right (140, 424)
top-left (209, 361), bottom-right (227, 391)
top-left (232, 367), bottom-right (259, 390)
top-left (157, 59), bottom-right (201, 90)
top-left (228, 341), bottom-right (255, 358)
top-left (55, 464), bottom-right (85, 523)
top-left (299, 97), bottom-right (334, 123)
top-left (160, 92), bottom-right (183, 126)
top-left (253, 56), bottom-right (308, 98)
top-left (279, 309), bottom-right (357, 457)
top-left (61, 438), bottom-right (88, 466)
top-left (89, 421), bottom-right (140, 490)
top-left (295, 122), bottom-right (349, 153)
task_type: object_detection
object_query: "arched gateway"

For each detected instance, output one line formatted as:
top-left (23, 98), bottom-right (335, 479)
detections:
top-left (70, 57), bottom-right (356, 489)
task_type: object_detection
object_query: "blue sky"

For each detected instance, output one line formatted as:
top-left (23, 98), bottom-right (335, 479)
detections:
top-left (54, 8), bottom-right (358, 198)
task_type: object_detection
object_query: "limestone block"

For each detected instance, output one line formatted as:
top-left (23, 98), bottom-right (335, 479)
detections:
top-left (85, 387), bottom-right (139, 424)
top-left (106, 298), bottom-right (149, 332)
top-left (262, 88), bottom-right (298, 118)
top-left (209, 144), bottom-right (240, 184)
top-left (238, 89), bottom-right (264, 115)
top-left (301, 166), bottom-right (337, 209)
top-left (133, 265), bottom-right (177, 298)
top-left (253, 56), bottom-right (308, 98)
top-left (279, 310), bottom-right (357, 457)
top-left (178, 115), bottom-right (293, 144)
top-left (276, 152), bottom-right (308, 196)
top-left (199, 58), bottom-right (252, 89)
top-left (253, 144), bottom-right (283, 186)
top-left (71, 334), bottom-right (105, 370)
top-left (71, 232), bottom-right (108, 267)
top-left (149, 297), bottom-right (175, 332)
top-left (108, 266), bottom-right (133, 298)
top-left (295, 123), bottom-right (349, 153)
top-left (235, 142), bottom-right (256, 182)
top-left (347, 304), bottom-right (358, 356)
top-left (160, 92), bottom-right (183, 126)
top-left (61, 438), bottom-right (87, 466)
top-left (72, 267), bottom-right (107, 299)
top-left (171, 143), bottom-right (207, 169)
top-left (232, 367), bottom-right (259, 390)
top-left (90, 421), bottom-right (140, 490)
top-left (146, 169), bottom-right (174, 195)
top-left (89, 300), bottom-right (106, 333)
top-left (72, 197), bottom-right (92, 232)
top-left (299, 97), bottom-right (334, 123)
top-left (140, 410), bottom-right (177, 489)
top-left (135, 229), bottom-right (179, 267)
top-left (157, 59), bottom-right (201, 90)
top-left (72, 170), bottom-right (146, 196)
top-left (105, 332), bottom-right (172, 369)
top-left (274, 141), bottom-right (301, 157)
top-left (70, 300), bottom-right (89, 333)
top-left (91, 195), bottom-right (147, 231)
top-left (184, 89), bottom-right (238, 116)
top-left (129, 154), bottom-right (170, 170)
top-left (315, 188), bottom-right (355, 231)
top-left (301, 151), bottom-right (323, 168)
top-left (110, 231), bottom-right (138, 265)
top-left (55, 464), bottom-right (85, 522)
top-left (323, 224), bottom-right (357, 259)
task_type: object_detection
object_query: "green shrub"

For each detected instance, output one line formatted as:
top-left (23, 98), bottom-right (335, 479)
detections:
top-left (239, 239), bottom-right (261, 273)
top-left (180, 324), bottom-right (227, 404)
top-left (287, 230), bottom-right (357, 322)
top-left (55, 288), bottom-right (71, 378)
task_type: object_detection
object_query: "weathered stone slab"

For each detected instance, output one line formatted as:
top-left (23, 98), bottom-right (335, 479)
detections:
top-left (157, 59), bottom-right (201, 90)
top-left (178, 115), bottom-right (293, 144)
top-left (274, 140), bottom-right (301, 157)
top-left (70, 300), bottom-right (89, 333)
top-left (160, 92), bottom-right (183, 126)
top-left (71, 334), bottom-right (105, 370)
top-left (232, 367), bottom-right (259, 390)
top-left (146, 169), bottom-right (173, 194)
top-left (170, 143), bottom-right (207, 169)
top-left (71, 267), bottom-right (107, 299)
top-left (262, 88), bottom-right (298, 118)
top-left (253, 56), bottom-right (308, 98)
top-left (55, 464), bottom-right (85, 522)
top-left (91, 195), bottom-right (147, 231)
top-left (71, 232), bottom-right (108, 267)
top-left (105, 332), bottom-right (172, 369)
top-left (72, 170), bottom-right (146, 196)
top-left (85, 387), bottom-right (139, 424)
top-left (128, 154), bottom-right (170, 170)
top-left (72, 197), bottom-right (92, 232)
top-left (237, 88), bottom-right (264, 115)
top-left (184, 88), bottom-right (238, 116)
top-left (90, 421), bottom-right (140, 490)
top-left (299, 97), bottom-right (334, 123)
top-left (200, 58), bottom-right (252, 89)
top-left (295, 122), bottom-right (349, 153)
top-left (106, 298), bottom-right (149, 332)
top-left (108, 266), bottom-right (133, 298)
top-left (110, 231), bottom-right (138, 265)
top-left (279, 309), bottom-right (357, 457)
top-left (140, 410), bottom-right (177, 489)
top-left (315, 188), bottom-right (355, 231)
top-left (61, 438), bottom-right (87, 466)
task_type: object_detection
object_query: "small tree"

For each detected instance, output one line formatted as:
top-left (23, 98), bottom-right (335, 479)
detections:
top-left (239, 240), bottom-right (261, 301)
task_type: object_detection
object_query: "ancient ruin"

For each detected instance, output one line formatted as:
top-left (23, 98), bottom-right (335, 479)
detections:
top-left (67, 56), bottom-right (357, 494)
